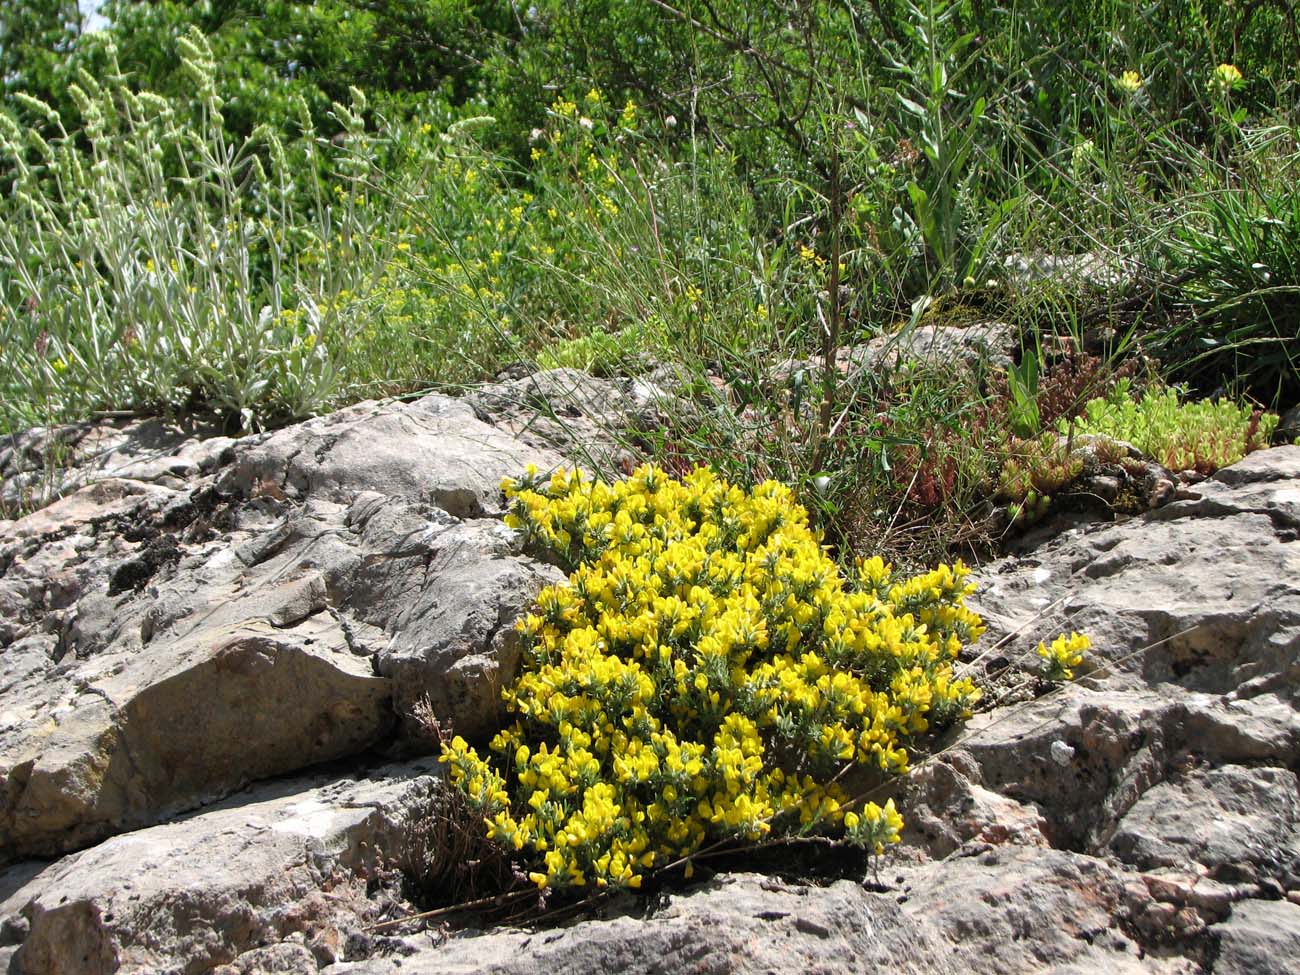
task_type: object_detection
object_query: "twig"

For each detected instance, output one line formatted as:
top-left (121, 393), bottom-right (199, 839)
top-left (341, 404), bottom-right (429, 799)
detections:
top-left (366, 886), bottom-right (535, 932)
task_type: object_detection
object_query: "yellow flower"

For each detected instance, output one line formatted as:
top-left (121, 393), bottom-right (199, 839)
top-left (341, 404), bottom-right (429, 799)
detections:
top-left (1037, 631), bottom-right (1090, 681)
top-left (1209, 63), bottom-right (1243, 95)
top-left (1117, 70), bottom-right (1143, 95)
top-left (799, 244), bottom-right (825, 268)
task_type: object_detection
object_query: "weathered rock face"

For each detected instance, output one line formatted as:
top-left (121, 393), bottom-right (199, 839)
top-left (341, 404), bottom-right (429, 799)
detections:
top-left (323, 852), bottom-right (1196, 975)
top-left (2, 378), bottom-right (1298, 975)
top-left (0, 394), bottom-right (567, 862)
top-left (1002, 250), bottom-right (1138, 291)
top-left (769, 321), bottom-right (1018, 392)
top-left (2, 759), bottom-right (443, 974)
top-left (464, 368), bottom-right (675, 475)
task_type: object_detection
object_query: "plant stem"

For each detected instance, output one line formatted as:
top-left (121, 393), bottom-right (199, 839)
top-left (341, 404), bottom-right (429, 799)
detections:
top-left (812, 136), bottom-right (843, 475)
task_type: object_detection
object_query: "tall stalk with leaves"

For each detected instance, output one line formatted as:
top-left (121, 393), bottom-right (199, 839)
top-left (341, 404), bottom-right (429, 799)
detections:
top-left (893, 0), bottom-right (993, 291)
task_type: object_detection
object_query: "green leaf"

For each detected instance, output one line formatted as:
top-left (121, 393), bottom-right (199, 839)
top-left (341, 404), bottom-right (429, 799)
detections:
top-left (897, 94), bottom-right (929, 118)
top-left (907, 181), bottom-right (936, 244)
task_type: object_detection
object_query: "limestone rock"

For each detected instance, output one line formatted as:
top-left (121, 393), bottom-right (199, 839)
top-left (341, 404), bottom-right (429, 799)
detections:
top-left (969, 446), bottom-right (1300, 697)
top-left (323, 852), bottom-right (1191, 975)
top-left (1, 416), bottom-right (233, 516)
top-left (1109, 765), bottom-right (1300, 887)
top-left (1002, 251), bottom-right (1137, 291)
top-left (1, 760), bottom-right (441, 975)
top-left (769, 321), bottom-right (1017, 392)
top-left (464, 368), bottom-right (671, 474)
top-left (217, 394), bottom-right (550, 517)
top-left (1210, 899), bottom-right (1300, 975)
top-left (1, 395), bottom-right (566, 861)
top-left (848, 320), bottom-right (1017, 372)
top-left (3, 391), bottom-right (1299, 975)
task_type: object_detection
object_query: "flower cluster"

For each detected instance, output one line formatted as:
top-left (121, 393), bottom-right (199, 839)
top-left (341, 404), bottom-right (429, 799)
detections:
top-left (1037, 631), bottom-right (1091, 681)
top-left (1117, 70), bottom-right (1144, 95)
top-left (442, 465), bottom-right (988, 891)
top-left (1209, 62), bottom-right (1244, 96)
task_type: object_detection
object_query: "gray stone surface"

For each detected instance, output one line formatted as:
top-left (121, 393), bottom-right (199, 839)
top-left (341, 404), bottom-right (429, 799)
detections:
top-left (322, 853), bottom-right (1193, 975)
top-left (849, 320), bottom-right (1018, 372)
top-left (464, 368), bottom-right (671, 475)
top-left (769, 321), bottom-right (1019, 391)
top-left (1, 394), bottom-right (566, 861)
top-left (969, 445), bottom-right (1300, 697)
top-left (1109, 765), bottom-right (1300, 886)
top-left (216, 395), bottom-right (543, 517)
top-left (1210, 899), bottom-right (1300, 975)
top-left (0, 760), bottom-right (441, 975)
top-left (1, 416), bottom-right (233, 516)
top-left (1002, 251), bottom-right (1138, 291)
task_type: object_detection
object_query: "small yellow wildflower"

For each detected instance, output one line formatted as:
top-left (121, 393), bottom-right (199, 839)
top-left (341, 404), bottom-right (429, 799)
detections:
top-left (1037, 631), bottom-right (1090, 681)
top-left (1209, 63), bottom-right (1243, 95)
top-left (1117, 70), bottom-right (1143, 95)
top-left (799, 245), bottom-right (825, 268)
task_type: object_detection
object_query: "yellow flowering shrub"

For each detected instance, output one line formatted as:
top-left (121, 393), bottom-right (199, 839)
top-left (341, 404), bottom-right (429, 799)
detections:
top-left (441, 464), bottom-right (988, 891)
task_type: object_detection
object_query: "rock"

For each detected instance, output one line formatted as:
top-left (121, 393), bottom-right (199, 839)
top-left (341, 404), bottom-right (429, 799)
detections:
top-left (970, 446), bottom-right (1300, 697)
top-left (954, 686), bottom-right (1181, 851)
top-left (1002, 251), bottom-right (1137, 291)
top-left (1139, 872), bottom-right (1236, 923)
top-left (1, 612), bottom-right (392, 860)
top-left (1, 416), bottom-right (233, 516)
top-left (899, 755), bottom-right (1049, 857)
top-left (848, 321), bottom-right (1017, 372)
top-left (323, 851), bottom-right (1190, 974)
top-left (212, 943), bottom-right (320, 975)
top-left (769, 322), bottom-right (1018, 391)
top-left (3, 389), bottom-right (1299, 975)
top-left (369, 517), bottom-right (565, 738)
top-left (1272, 404), bottom-right (1299, 446)
top-left (937, 449), bottom-right (1300, 921)
top-left (1210, 899), bottom-right (1300, 975)
top-left (1109, 765), bottom-right (1300, 887)
top-left (217, 394), bottom-right (547, 518)
top-left (1, 394), bottom-right (567, 861)
top-left (1, 759), bottom-right (441, 975)
top-left (464, 368), bottom-right (672, 474)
